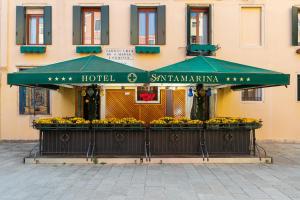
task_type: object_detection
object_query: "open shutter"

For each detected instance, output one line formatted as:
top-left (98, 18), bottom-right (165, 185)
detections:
top-left (73, 6), bottom-right (82, 45)
top-left (16, 6), bottom-right (26, 45)
top-left (208, 5), bottom-right (213, 44)
top-left (19, 87), bottom-right (26, 114)
top-left (101, 5), bottom-right (109, 45)
top-left (292, 6), bottom-right (299, 46)
top-left (130, 5), bottom-right (138, 45)
top-left (186, 5), bottom-right (191, 46)
top-left (157, 5), bottom-right (166, 45)
top-left (298, 75), bottom-right (300, 101)
top-left (44, 6), bottom-right (52, 45)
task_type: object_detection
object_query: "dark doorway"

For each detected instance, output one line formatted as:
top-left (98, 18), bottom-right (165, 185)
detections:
top-left (190, 84), bottom-right (210, 121)
top-left (83, 85), bottom-right (100, 120)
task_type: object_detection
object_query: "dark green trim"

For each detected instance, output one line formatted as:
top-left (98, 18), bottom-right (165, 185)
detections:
top-left (73, 6), bottom-right (82, 45)
top-left (150, 72), bottom-right (290, 85)
top-left (101, 5), bottom-right (109, 45)
top-left (16, 6), bottom-right (26, 45)
top-left (44, 6), bottom-right (52, 45)
top-left (130, 5), bottom-right (139, 45)
top-left (188, 44), bottom-right (218, 52)
top-left (76, 46), bottom-right (102, 53)
top-left (292, 6), bottom-right (299, 46)
top-left (20, 46), bottom-right (46, 54)
top-left (157, 5), bottom-right (166, 45)
top-left (208, 5), bottom-right (213, 44)
top-left (297, 75), bottom-right (300, 101)
top-left (186, 5), bottom-right (191, 46)
top-left (135, 46), bottom-right (160, 54)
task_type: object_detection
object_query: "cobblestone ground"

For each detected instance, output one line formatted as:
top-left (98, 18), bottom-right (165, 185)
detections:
top-left (0, 142), bottom-right (300, 200)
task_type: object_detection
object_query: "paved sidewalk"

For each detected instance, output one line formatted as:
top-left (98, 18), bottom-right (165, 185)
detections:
top-left (0, 142), bottom-right (300, 200)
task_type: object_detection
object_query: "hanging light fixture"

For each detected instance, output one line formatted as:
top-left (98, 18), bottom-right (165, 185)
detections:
top-left (188, 87), bottom-right (193, 97)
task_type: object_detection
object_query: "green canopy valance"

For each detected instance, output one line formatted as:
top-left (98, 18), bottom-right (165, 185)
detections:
top-left (8, 55), bottom-right (290, 89)
top-left (149, 56), bottom-right (290, 87)
top-left (7, 55), bottom-right (148, 88)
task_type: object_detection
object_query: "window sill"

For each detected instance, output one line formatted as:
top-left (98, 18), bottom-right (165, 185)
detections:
top-left (135, 46), bottom-right (160, 54)
top-left (76, 46), bottom-right (102, 54)
top-left (20, 45), bottom-right (46, 54)
top-left (186, 44), bottom-right (219, 56)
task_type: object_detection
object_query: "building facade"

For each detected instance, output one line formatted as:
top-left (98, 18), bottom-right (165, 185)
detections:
top-left (1, 0), bottom-right (300, 141)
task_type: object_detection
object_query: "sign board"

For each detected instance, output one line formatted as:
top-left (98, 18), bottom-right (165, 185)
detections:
top-left (105, 48), bottom-right (134, 66)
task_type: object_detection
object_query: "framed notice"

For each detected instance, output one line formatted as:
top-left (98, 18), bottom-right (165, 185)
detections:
top-left (135, 86), bottom-right (160, 104)
top-left (105, 48), bottom-right (134, 66)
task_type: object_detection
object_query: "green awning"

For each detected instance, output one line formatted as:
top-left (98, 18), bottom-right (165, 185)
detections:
top-left (149, 56), bottom-right (290, 86)
top-left (8, 55), bottom-right (148, 87)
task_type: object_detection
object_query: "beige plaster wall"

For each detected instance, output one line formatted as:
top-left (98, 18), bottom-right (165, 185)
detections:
top-left (1, 0), bottom-right (300, 141)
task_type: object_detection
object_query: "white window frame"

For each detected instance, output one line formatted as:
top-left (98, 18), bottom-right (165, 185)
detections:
top-left (135, 86), bottom-right (161, 104)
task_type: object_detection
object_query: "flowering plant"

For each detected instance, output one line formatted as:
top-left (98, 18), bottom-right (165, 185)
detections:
top-left (150, 117), bottom-right (203, 127)
top-left (92, 117), bottom-right (145, 127)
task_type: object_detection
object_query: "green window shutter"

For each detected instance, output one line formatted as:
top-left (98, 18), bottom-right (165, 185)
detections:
top-left (16, 6), bottom-right (26, 45)
top-left (130, 5), bottom-right (138, 45)
top-left (208, 5), bottom-right (213, 44)
top-left (186, 5), bottom-right (191, 46)
top-left (298, 75), bottom-right (300, 101)
top-left (44, 6), bottom-right (52, 45)
top-left (292, 6), bottom-right (299, 46)
top-left (73, 6), bottom-right (82, 45)
top-left (101, 5), bottom-right (109, 45)
top-left (19, 86), bottom-right (26, 114)
top-left (157, 5), bottom-right (166, 45)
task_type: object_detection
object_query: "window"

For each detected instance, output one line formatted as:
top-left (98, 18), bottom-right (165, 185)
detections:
top-left (16, 6), bottom-right (52, 45)
top-left (187, 6), bottom-right (211, 46)
top-left (138, 8), bottom-right (157, 45)
top-left (241, 88), bottom-right (263, 102)
top-left (72, 6), bottom-right (109, 45)
top-left (82, 8), bottom-right (101, 45)
top-left (130, 5), bottom-right (165, 45)
top-left (19, 69), bottom-right (50, 115)
top-left (136, 86), bottom-right (160, 104)
top-left (27, 14), bottom-right (44, 45)
top-left (189, 8), bottom-right (209, 45)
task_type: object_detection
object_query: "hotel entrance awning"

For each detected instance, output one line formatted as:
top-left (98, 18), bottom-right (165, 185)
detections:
top-left (7, 55), bottom-right (148, 89)
top-left (149, 56), bottom-right (290, 89)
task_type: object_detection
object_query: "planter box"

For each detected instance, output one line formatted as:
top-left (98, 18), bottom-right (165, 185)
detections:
top-left (41, 129), bottom-right (91, 155)
top-left (76, 46), bottom-right (102, 53)
top-left (186, 44), bottom-right (218, 56)
top-left (93, 127), bottom-right (146, 156)
top-left (205, 129), bottom-right (251, 154)
top-left (20, 45), bottom-right (46, 53)
top-left (149, 127), bottom-right (202, 155)
top-left (135, 46), bottom-right (160, 54)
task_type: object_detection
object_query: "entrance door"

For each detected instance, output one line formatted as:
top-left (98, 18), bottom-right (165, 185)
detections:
top-left (105, 89), bottom-right (186, 123)
top-left (83, 85), bottom-right (100, 120)
top-left (190, 85), bottom-right (210, 121)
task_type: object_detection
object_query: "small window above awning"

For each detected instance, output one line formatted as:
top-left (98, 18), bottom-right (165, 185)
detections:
top-left (7, 55), bottom-right (148, 88)
top-left (149, 56), bottom-right (290, 87)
